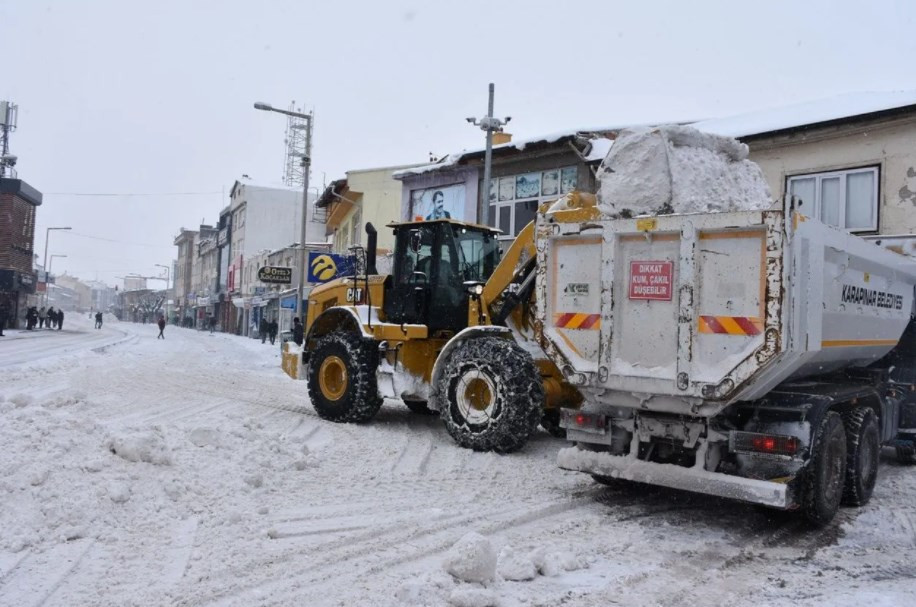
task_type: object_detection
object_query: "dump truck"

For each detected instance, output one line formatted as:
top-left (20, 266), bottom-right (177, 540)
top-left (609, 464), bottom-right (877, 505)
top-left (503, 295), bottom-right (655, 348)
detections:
top-left (293, 210), bottom-right (584, 453)
top-left (545, 126), bottom-right (916, 523)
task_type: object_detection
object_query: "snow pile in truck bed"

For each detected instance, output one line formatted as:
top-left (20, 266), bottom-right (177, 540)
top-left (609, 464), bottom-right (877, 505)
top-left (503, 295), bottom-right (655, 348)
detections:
top-left (596, 125), bottom-right (773, 217)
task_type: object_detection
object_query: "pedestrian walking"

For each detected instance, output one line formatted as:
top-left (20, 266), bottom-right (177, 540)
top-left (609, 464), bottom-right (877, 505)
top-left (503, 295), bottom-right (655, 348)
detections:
top-left (57, 309), bottom-right (64, 330)
top-left (259, 316), bottom-right (268, 344)
top-left (26, 306), bottom-right (38, 330)
top-left (268, 318), bottom-right (278, 345)
top-left (0, 303), bottom-right (8, 336)
top-left (95, 311), bottom-right (103, 329)
top-left (208, 314), bottom-right (216, 334)
top-left (157, 315), bottom-right (166, 339)
top-left (292, 317), bottom-right (304, 346)
top-left (38, 306), bottom-right (47, 329)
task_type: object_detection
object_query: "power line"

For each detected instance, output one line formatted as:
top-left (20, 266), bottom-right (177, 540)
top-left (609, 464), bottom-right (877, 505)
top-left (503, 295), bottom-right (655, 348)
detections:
top-left (62, 231), bottom-right (172, 249)
top-left (44, 191), bottom-right (222, 197)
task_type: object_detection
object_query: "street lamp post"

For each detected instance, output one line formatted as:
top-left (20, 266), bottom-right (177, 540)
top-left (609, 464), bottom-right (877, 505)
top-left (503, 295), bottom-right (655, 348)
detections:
top-left (42, 226), bottom-right (71, 304)
top-left (466, 83), bottom-right (511, 226)
top-left (254, 101), bottom-right (313, 324)
top-left (155, 263), bottom-right (170, 322)
top-left (47, 254), bottom-right (67, 308)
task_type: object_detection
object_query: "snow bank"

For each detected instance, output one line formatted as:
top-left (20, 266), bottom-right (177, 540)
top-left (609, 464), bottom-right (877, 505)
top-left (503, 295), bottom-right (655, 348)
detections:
top-left (496, 546), bottom-right (537, 581)
top-left (596, 125), bottom-right (772, 217)
top-left (444, 532), bottom-right (498, 583)
top-left (107, 427), bottom-right (173, 465)
top-left (448, 586), bottom-right (499, 607)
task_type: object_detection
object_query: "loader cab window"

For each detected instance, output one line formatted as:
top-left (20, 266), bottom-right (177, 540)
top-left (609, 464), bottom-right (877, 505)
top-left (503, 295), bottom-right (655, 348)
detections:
top-left (452, 226), bottom-right (500, 283)
top-left (394, 226), bottom-right (435, 286)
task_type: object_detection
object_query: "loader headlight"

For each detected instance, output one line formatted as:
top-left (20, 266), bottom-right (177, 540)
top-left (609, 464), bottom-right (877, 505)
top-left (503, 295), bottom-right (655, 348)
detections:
top-left (464, 282), bottom-right (484, 296)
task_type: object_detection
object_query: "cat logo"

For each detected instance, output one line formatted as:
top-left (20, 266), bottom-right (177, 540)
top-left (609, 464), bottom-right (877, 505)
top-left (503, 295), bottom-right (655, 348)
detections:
top-left (310, 255), bottom-right (338, 282)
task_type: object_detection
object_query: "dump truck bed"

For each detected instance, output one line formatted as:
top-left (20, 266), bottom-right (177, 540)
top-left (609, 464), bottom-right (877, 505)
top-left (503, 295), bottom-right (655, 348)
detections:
top-left (535, 207), bottom-right (916, 417)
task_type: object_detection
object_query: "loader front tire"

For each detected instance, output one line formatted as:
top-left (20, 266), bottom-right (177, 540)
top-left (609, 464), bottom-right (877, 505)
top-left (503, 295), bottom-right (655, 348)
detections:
top-left (438, 337), bottom-right (543, 453)
top-left (307, 331), bottom-right (382, 423)
top-left (801, 411), bottom-right (847, 526)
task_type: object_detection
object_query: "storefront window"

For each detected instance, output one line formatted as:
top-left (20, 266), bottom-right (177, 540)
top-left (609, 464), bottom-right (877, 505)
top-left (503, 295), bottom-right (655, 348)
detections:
top-left (489, 166), bottom-right (577, 238)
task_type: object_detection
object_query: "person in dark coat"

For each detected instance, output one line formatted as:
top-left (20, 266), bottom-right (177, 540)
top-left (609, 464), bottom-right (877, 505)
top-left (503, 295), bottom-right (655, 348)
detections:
top-left (0, 303), bottom-right (8, 336)
top-left (27, 306), bottom-right (38, 330)
top-left (157, 316), bottom-right (166, 339)
top-left (292, 317), bottom-right (304, 346)
top-left (259, 317), bottom-right (269, 344)
top-left (268, 319), bottom-right (278, 345)
top-left (57, 309), bottom-right (64, 330)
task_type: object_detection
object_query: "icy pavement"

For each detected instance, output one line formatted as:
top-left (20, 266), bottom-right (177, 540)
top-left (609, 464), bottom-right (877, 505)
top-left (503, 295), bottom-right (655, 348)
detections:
top-left (0, 315), bottom-right (914, 606)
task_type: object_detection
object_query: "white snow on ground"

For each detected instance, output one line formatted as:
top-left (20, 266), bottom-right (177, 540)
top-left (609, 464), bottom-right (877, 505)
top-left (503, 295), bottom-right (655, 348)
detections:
top-left (596, 125), bottom-right (773, 217)
top-left (1, 314), bottom-right (915, 606)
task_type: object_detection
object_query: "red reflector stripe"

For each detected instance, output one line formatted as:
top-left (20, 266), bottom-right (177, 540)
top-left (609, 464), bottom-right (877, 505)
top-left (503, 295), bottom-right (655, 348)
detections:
top-left (554, 313), bottom-right (601, 330)
top-left (699, 315), bottom-right (763, 336)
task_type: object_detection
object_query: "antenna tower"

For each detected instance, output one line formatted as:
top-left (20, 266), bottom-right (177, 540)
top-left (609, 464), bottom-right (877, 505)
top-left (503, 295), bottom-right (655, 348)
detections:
top-left (0, 100), bottom-right (18, 178)
top-left (283, 101), bottom-right (309, 187)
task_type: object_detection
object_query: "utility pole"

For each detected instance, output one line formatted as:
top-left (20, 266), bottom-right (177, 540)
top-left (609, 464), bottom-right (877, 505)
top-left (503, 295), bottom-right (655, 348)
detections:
top-left (43, 226), bottom-right (72, 305)
top-left (254, 102), bottom-right (313, 323)
top-left (0, 101), bottom-right (18, 178)
top-left (467, 84), bottom-right (511, 226)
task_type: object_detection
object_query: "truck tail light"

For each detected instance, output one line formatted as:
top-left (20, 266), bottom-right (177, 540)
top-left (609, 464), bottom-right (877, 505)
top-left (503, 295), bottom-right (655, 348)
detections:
top-left (731, 431), bottom-right (799, 457)
top-left (560, 409), bottom-right (606, 434)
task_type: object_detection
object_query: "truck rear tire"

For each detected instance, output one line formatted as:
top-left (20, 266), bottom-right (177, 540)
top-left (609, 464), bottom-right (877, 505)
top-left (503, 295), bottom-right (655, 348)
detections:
top-left (307, 331), bottom-right (383, 423)
top-left (438, 336), bottom-right (543, 453)
top-left (801, 411), bottom-right (847, 526)
top-left (841, 407), bottom-right (879, 506)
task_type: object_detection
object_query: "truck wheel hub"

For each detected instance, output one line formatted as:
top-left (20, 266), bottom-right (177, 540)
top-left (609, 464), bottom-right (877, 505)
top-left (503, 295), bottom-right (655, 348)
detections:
top-left (319, 356), bottom-right (348, 400)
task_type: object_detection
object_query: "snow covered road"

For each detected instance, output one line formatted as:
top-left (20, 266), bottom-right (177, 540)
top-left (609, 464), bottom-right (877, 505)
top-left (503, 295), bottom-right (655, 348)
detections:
top-left (1, 316), bottom-right (915, 606)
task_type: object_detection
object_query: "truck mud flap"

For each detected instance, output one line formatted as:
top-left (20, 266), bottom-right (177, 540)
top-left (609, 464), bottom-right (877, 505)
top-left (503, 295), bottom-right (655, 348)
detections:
top-left (558, 446), bottom-right (792, 509)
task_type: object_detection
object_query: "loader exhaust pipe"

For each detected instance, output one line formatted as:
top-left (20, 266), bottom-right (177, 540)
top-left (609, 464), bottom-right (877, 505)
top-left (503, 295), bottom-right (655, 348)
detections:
top-left (365, 223), bottom-right (378, 275)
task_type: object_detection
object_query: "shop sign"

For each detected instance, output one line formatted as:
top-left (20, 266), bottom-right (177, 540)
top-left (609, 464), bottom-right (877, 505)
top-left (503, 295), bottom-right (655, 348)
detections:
top-left (258, 266), bottom-right (293, 284)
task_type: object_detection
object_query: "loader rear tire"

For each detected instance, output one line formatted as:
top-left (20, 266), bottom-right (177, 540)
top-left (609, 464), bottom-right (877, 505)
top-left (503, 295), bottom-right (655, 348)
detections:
top-left (438, 337), bottom-right (543, 453)
top-left (841, 407), bottom-right (879, 506)
top-left (307, 331), bottom-right (382, 423)
top-left (801, 411), bottom-right (847, 526)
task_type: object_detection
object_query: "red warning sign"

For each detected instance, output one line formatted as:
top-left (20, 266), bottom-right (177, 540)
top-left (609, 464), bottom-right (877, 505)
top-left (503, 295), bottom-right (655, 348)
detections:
top-left (629, 260), bottom-right (673, 301)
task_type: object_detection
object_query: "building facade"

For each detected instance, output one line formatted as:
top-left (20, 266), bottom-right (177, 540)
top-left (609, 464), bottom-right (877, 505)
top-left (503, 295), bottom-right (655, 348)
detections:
top-left (0, 178), bottom-right (41, 327)
top-left (694, 90), bottom-right (916, 236)
top-left (173, 228), bottom-right (198, 326)
top-left (316, 164), bottom-right (421, 256)
top-left (394, 131), bottom-right (614, 242)
top-left (228, 178), bottom-right (323, 336)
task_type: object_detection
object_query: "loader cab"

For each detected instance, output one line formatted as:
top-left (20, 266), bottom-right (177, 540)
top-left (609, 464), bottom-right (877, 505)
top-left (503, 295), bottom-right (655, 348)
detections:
top-left (384, 219), bottom-right (501, 332)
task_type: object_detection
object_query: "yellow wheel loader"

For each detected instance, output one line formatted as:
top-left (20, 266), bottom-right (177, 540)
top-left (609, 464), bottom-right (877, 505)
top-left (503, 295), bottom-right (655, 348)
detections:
top-left (299, 194), bottom-right (595, 452)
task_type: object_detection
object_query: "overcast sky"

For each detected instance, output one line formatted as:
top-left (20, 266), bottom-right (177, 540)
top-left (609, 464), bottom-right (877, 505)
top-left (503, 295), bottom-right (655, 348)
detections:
top-left (3, 0), bottom-right (915, 285)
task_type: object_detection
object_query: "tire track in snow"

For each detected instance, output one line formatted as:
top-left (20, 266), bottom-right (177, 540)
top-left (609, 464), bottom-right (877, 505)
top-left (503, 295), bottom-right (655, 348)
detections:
top-left (162, 517), bottom-right (199, 585)
top-left (183, 496), bottom-right (594, 607)
top-left (0, 539), bottom-right (95, 607)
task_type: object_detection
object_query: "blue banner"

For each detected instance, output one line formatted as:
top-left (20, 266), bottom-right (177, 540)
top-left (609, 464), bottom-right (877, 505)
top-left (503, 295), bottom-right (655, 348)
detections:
top-left (307, 252), bottom-right (357, 284)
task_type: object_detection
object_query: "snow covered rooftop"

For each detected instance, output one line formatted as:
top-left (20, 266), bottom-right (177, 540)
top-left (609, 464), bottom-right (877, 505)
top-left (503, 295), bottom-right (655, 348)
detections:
top-left (692, 90), bottom-right (916, 139)
top-left (392, 124), bottom-right (644, 179)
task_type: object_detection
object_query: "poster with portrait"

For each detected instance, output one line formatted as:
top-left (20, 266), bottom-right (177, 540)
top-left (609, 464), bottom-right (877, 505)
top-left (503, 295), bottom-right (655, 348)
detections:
top-left (541, 170), bottom-right (559, 196)
top-left (560, 167), bottom-right (578, 194)
top-left (515, 173), bottom-right (540, 198)
top-left (409, 183), bottom-right (466, 221)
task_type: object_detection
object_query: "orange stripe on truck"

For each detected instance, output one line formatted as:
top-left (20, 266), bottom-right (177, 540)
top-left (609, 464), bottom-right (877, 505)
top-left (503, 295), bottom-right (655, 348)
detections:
top-left (698, 315), bottom-right (763, 336)
top-left (554, 313), bottom-right (601, 330)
